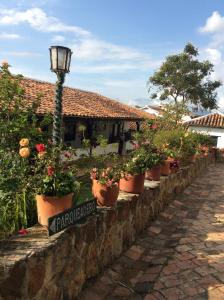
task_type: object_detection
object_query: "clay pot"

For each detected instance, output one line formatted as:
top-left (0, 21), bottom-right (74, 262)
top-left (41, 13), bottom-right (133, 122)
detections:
top-left (36, 193), bottom-right (73, 227)
top-left (119, 173), bottom-right (145, 194)
top-left (188, 154), bottom-right (197, 163)
top-left (210, 147), bottom-right (217, 161)
top-left (92, 180), bottom-right (119, 207)
top-left (200, 146), bottom-right (209, 157)
top-left (145, 165), bottom-right (161, 181)
top-left (160, 158), bottom-right (174, 176)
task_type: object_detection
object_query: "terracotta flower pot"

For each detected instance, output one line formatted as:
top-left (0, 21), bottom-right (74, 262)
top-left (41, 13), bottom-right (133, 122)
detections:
top-left (188, 154), bottom-right (197, 163)
top-left (92, 179), bottom-right (119, 207)
top-left (210, 147), bottom-right (217, 161)
top-left (161, 158), bottom-right (174, 176)
top-left (145, 165), bottom-right (161, 181)
top-left (36, 193), bottom-right (73, 227)
top-left (200, 146), bottom-right (209, 157)
top-left (119, 173), bottom-right (145, 194)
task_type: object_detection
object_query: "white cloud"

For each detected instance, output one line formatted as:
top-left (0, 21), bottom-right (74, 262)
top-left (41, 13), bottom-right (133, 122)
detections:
top-left (199, 11), bottom-right (224, 47)
top-left (198, 11), bottom-right (224, 108)
top-left (2, 51), bottom-right (42, 57)
top-left (199, 11), bottom-right (224, 34)
top-left (74, 64), bottom-right (136, 73)
top-left (0, 6), bottom-right (159, 102)
top-left (0, 7), bottom-right (159, 73)
top-left (0, 8), bottom-right (90, 36)
top-left (103, 79), bottom-right (145, 88)
top-left (202, 48), bottom-right (222, 64)
top-left (51, 35), bottom-right (65, 43)
top-left (0, 32), bottom-right (21, 39)
top-left (72, 38), bottom-right (148, 61)
top-left (73, 59), bottom-right (160, 73)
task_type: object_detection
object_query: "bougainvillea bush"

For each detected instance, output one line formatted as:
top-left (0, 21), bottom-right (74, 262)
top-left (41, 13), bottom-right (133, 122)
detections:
top-left (0, 62), bottom-right (51, 239)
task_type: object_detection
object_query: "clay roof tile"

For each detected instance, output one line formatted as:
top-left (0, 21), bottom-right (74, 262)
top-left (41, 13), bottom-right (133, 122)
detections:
top-left (20, 77), bottom-right (155, 121)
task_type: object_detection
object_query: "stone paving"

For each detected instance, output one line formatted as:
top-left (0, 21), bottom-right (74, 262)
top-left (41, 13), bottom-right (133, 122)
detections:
top-left (78, 163), bottom-right (224, 300)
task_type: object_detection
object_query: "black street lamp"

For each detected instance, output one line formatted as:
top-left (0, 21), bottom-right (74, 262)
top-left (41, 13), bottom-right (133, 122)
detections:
top-left (49, 46), bottom-right (72, 145)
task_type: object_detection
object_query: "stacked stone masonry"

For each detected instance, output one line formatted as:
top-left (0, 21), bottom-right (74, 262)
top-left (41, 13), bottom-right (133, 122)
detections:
top-left (0, 157), bottom-right (212, 300)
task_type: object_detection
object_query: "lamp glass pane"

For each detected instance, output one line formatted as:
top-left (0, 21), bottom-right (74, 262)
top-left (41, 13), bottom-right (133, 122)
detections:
top-left (57, 48), bottom-right (67, 70)
top-left (66, 52), bottom-right (71, 71)
top-left (51, 48), bottom-right (57, 70)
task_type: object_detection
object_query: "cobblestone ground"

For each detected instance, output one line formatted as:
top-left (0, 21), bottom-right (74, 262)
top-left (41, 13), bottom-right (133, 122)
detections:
top-left (78, 163), bottom-right (224, 300)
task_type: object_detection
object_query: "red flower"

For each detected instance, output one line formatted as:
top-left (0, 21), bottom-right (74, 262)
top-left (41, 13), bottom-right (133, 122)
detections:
top-left (36, 143), bottom-right (46, 153)
top-left (47, 166), bottom-right (55, 176)
top-left (18, 229), bottom-right (28, 235)
top-left (64, 151), bottom-right (71, 158)
top-left (151, 124), bottom-right (158, 129)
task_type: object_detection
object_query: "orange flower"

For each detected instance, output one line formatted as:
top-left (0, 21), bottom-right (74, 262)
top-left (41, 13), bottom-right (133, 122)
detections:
top-left (19, 147), bottom-right (30, 158)
top-left (19, 138), bottom-right (29, 147)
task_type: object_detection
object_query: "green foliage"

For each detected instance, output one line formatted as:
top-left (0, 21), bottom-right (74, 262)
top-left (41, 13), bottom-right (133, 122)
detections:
top-left (148, 43), bottom-right (222, 109)
top-left (122, 147), bottom-right (149, 175)
top-left (96, 134), bottom-right (108, 148)
top-left (31, 145), bottom-right (79, 197)
top-left (195, 132), bottom-right (214, 147)
top-left (180, 132), bottom-right (199, 157)
top-left (156, 102), bottom-right (189, 127)
top-left (38, 172), bottom-right (77, 197)
top-left (0, 62), bottom-right (51, 238)
top-left (79, 123), bottom-right (108, 157)
top-left (153, 127), bottom-right (185, 158)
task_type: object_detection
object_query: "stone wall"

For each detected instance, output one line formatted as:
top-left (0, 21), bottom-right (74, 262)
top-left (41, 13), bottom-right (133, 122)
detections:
top-left (0, 157), bottom-right (212, 300)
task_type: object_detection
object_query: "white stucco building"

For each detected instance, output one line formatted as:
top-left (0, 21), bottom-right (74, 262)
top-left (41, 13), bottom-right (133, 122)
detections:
top-left (184, 112), bottom-right (224, 148)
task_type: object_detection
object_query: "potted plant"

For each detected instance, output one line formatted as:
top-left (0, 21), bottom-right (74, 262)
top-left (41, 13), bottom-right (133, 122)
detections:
top-left (160, 148), bottom-right (177, 175)
top-left (195, 133), bottom-right (214, 157)
top-left (21, 141), bottom-right (79, 227)
top-left (119, 147), bottom-right (146, 193)
top-left (145, 149), bottom-right (164, 181)
top-left (170, 159), bottom-right (180, 173)
top-left (153, 128), bottom-right (184, 175)
top-left (180, 132), bottom-right (199, 163)
top-left (90, 166), bottom-right (120, 206)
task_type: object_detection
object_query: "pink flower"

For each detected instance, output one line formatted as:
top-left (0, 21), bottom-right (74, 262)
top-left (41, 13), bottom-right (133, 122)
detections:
top-left (133, 143), bottom-right (140, 149)
top-left (18, 229), bottom-right (28, 235)
top-left (47, 166), bottom-right (55, 176)
top-left (151, 124), bottom-right (158, 129)
top-left (36, 143), bottom-right (46, 153)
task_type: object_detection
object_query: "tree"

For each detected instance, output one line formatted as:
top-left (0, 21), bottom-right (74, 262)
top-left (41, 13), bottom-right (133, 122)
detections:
top-left (148, 43), bottom-right (222, 109)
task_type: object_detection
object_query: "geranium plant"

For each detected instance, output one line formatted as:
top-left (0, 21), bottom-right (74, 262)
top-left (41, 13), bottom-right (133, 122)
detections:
top-left (90, 166), bottom-right (120, 187)
top-left (122, 147), bottom-right (148, 175)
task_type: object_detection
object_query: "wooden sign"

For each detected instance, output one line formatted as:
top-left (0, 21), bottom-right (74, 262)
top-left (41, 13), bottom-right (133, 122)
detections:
top-left (48, 198), bottom-right (97, 236)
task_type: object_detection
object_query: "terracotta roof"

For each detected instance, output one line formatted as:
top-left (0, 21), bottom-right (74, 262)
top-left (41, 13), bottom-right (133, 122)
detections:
top-left (21, 77), bottom-right (154, 120)
top-left (184, 113), bottom-right (224, 128)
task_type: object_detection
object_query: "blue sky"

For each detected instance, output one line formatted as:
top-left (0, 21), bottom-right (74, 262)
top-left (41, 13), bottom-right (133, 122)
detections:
top-left (0, 0), bottom-right (224, 107)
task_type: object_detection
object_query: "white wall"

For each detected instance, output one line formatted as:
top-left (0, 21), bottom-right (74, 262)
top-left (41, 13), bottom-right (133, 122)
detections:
top-left (188, 126), bottom-right (224, 148)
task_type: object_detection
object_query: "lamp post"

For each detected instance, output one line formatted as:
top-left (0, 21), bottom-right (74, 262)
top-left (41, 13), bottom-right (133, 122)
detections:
top-left (49, 46), bottom-right (72, 146)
